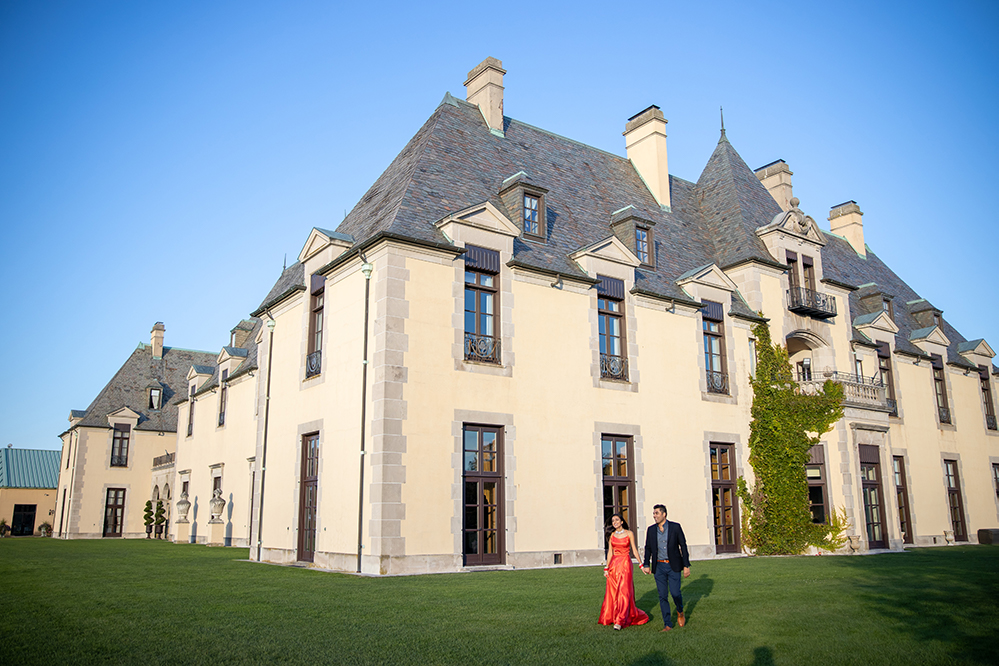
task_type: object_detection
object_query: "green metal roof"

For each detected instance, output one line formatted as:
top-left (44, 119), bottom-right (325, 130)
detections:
top-left (0, 448), bottom-right (60, 489)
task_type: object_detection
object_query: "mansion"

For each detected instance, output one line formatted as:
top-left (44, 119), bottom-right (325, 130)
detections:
top-left (56, 59), bottom-right (998, 574)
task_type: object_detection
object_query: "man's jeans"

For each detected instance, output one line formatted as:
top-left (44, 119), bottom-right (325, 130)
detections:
top-left (654, 564), bottom-right (683, 627)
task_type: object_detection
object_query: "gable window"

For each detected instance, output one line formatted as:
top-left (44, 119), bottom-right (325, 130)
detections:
top-left (463, 245), bottom-right (501, 364)
top-left (878, 343), bottom-right (897, 416)
top-left (702, 301), bottom-right (728, 394)
top-left (944, 459), bottom-right (967, 541)
top-left (980, 365), bottom-right (996, 430)
top-left (602, 435), bottom-right (635, 535)
top-left (306, 273), bottom-right (324, 378)
top-left (597, 276), bottom-right (627, 381)
top-left (111, 424), bottom-right (130, 467)
top-left (187, 385), bottom-right (195, 437)
top-left (635, 226), bottom-right (651, 265)
top-left (523, 194), bottom-right (540, 236)
top-left (218, 369), bottom-right (229, 427)
top-left (931, 354), bottom-right (950, 424)
top-left (149, 388), bottom-right (162, 411)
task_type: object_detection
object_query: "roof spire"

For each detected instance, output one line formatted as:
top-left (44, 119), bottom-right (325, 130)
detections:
top-left (720, 106), bottom-right (725, 136)
top-left (283, 253), bottom-right (287, 270)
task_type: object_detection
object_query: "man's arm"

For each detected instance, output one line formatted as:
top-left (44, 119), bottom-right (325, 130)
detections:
top-left (676, 523), bottom-right (691, 577)
top-left (641, 525), bottom-right (652, 573)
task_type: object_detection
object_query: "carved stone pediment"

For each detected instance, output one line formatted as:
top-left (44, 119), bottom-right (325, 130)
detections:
top-left (757, 197), bottom-right (827, 246)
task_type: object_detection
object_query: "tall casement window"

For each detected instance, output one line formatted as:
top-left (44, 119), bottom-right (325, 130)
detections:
top-left (892, 456), bottom-right (913, 544)
top-left (786, 250), bottom-right (800, 291)
top-left (149, 387), bottom-right (162, 410)
top-left (462, 425), bottom-right (503, 566)
top-left (702, 300), bottom-right (728, 394)
top-left (710, 443), bottom-right (739, 553)
top-left (993, 463), bottom-right (999, 501)
top-left (931, 354), bottom-right (951, 424)
top-left (859, 445), bottom-right (887, 549)
top-left (878, 342), bottom-right (897, 416)
top-left (306, 273), bottom-right (324, 378)
top-left (801, 255), bottom-right (816, 292)
top-left (602, 435), bottom-right (635, 533)
top-left (523, 194), bottom-right (540, 237)
top-left (806, 445), bottom-right (828, 524)
top-left (796, 358), bottom-right (812, 382)
top-left (218, 369), bottom-right (229, 427)
top-left (635, 226), bottom-right (651, 265)
top-left (463, 245), bottom-right (501, 364)
top-left (980, 365), bottom-right (997, 430)
top-left (58, 488), bottom-right (67, 536)
top-left (298, 433), bottom-right (319, 563)
top-left (110, 424), bottom-right (130, 467)
top-left (187, 385), bottom-right (196, 437)
top-left (944, 459), bottom-right (967, 541)
top-left (855, 358), bottom-right (864, 381)
top-left (103, 488), bottom-right (126, 537)
top-left (597, 276), bottom-right (628, 381)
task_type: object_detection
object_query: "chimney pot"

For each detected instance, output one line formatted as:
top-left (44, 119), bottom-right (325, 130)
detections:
top-left (151, 322), bottom-right (165, 359)
top-left (755, 160), bottom-right (794, 211)
top-left (465, 57), bottom-right (506, 133)
top-left (829, 201), bottom-right (866, 257)
top-left (623, 106), bottom-right (670, 209)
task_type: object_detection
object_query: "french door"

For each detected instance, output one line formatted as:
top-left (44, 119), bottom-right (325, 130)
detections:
top-left (710, 443), bottom-right (740, 553)
top-left (462, 425), bottom-right (503, 566)
top-left (103, 488), bottom-right (125, 537)
top-left (298, 433), bottom-right (319, 562)
top-left (859, 445), bottom-right (886, 549)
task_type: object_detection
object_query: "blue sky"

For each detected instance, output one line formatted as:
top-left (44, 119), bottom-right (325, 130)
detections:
top-left (2, 1), bottom-right (997, 450)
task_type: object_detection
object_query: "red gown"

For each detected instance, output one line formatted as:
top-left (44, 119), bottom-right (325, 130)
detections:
top-left (598, 534), bottom-right (650, 627)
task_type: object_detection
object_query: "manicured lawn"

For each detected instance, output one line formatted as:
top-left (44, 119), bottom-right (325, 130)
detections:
top-left (0, 540), bottom-right (996, 665)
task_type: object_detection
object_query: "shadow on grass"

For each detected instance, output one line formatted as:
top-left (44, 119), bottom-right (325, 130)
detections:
top-left (627, 651), bottom-right (674, 665)
top-left (830, 547), bottom-right (999, 665)
top-left (637, 573), bottom-right (714, 625)
top-left (751, 646), bottom-right (774, 666)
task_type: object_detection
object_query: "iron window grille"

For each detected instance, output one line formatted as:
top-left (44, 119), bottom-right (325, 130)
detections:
top-left (464, 250), bottom-right (500, 365)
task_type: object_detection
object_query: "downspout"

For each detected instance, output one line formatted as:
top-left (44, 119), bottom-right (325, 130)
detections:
top-left (64, 429), bottom-right (80, 539)
top-left (256, 316), bottom-right (277, 562)
top-left (356, 259), bottom-right (374, 573)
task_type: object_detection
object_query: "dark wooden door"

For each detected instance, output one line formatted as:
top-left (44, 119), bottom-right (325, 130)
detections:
top-left (11, 504), bottom-right (36, 536)
top-left (462, 425), bottom-right (503, 566)
top-left (103, 488), bottom-right (125, 537)
top-left (710, 443), bottom-right (740, 553)
top-left (893, 456), bottom-right (913, 544)
top-left (298, 433), bottom-right (319, 562)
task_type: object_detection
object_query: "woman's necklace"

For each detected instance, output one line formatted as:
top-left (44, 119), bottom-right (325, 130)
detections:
top-left (614, 529), bottom-right (625, 537)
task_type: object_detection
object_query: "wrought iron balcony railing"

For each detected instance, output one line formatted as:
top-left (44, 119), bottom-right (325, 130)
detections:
top-left (218, 412), bottom-right (226, 427)
top-left (886, 398), bottom-right (898, 417)
top-left (152, 452), bottom-right (175, 469)
top-left (706, 370), bottom-right (729, 394)
top-left (110, 455), bottom-right (128, 467)
top-left (600, 353), bottom-right (628, 381)
top-left (939, 407), bottom-right (952, 424)
top-left (797, 371), bottom-right (888, 410)
top-left (986, 414), bottom-right (997, 431)
top-left (305, 350), bottom-right (322, 378)
top-left (787, 287), bottom-right (837, 319)
top-left (464, 333), bottom-right (501, 364)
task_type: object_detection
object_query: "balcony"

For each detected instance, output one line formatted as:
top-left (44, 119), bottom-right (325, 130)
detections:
top-left (798, 371), bottom-right (888, 411)
top-left (787, 287), bottom-right (837, 319)
top-left (706, 369), bottom-right (729, 394)
top-left (152, 452), bottom-right (175, 469)
top-left (939, 407), bottom-right (952, 424)
top-left (464, 333), bottom-right (501, 364)
top-left (600, 353), bottom-right (628, 381)
top-left (987, 415), bottom-right (997, 431)
top-left (305, 350), bottom-right (322, 378)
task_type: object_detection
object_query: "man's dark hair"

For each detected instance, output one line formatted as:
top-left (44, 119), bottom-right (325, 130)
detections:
top-left (653, 504), bottom-right (667, 516)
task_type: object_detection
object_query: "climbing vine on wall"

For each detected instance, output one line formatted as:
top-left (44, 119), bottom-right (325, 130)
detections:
top-left (737, 318), bottom-right (846, 555)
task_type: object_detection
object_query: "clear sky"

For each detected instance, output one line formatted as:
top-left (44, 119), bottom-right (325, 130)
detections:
top-left (2, 1), bottom-right (997, 451)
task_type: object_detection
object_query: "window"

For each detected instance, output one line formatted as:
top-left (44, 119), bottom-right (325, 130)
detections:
top-left (306, 273), bottom-right (324, 378)
top-left (463, 425), bottom-right (504, 566)
top-left (855, 358), bottom-right (864, 382)
top-left (218, 369), bottom-right (229, 427)
top-left (702, 301), bottom-right (727, 394)
top-left (11, 504), bottom-right (37, 536)
top-left (806, 445), bottom-right (827, 524)
top-left (602, 435), bottom-right (635, 533)
top-left (878, 343), bottom-right (897, 416)
top-left (597, 276), bottom-right (627, 381)
top-left (635, 226), bottom-right (651, 265)
top-left (786, 251), bottom-right (800, 291)
top-left (882, 297), bottom-right (894, 321)
top-left (149, 388), bottom-right (162, 411)
top-left (710, 443), bottom-right (740, 552)
top-left (182, 480), bottom-right (189, 497)
top-left (859, 445), bottom-right (886, 549)
top-left (523, 194), bottom-right (540, 237)
top-left (111, 424), bottom-right (130, 467)
top-left (932, 354), bottom-right (950, 424)
top-left (893, 456), bottom-right (913, 544)
top-left (993, 463), bottom-right (999, 501)
top-left (802, 255), bottom-right (816, 292)
top-left (187, 385), bottom-right (195, 437)
top-left (944, 460), bottom-right (967, 541)
top-left (213, 476), bottom-right (222, 494)
top-left (933, 312), bottom-right (942, 328)
top-left (980, 365), bottom-right (997, 430)
top-left (463, 246), bottom-right (501, 364)
top-left (298, 433), bottom-right (319, 563)
top-left (797, 358), bottom-right (812, 381)
top-left (103, 488), bottom-right (126, 537)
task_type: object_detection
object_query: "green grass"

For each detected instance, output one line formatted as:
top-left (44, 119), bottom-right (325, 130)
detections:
top-left (1, 540), bottom-right (997, 665)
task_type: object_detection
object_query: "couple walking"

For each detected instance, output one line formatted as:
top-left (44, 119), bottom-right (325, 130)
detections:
top-left (598, 504), bottom-right (690, 631)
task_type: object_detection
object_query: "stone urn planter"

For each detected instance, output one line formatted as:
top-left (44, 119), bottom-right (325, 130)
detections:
top-left (145, 525), bottom-right (153, 538)
top-left (848, 535), bottom-right (862, 553)
top-left (175, 492), bottom-right (191, 524)
top-left (944, 530), bottom-right (955, 545)
top-left (208, 488), bottom-right (226, 525)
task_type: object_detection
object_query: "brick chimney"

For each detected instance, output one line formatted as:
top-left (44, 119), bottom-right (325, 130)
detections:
top-left (465, 57), bottom-right (505, 132)
top-left (624, 106), bottom-right (670, 209)
top-left (151, 322), bottom-right (165, 359)
top-left (755, 160), bottom-right (794, 212)
top-left (829, 201), bottom-right (866, 257)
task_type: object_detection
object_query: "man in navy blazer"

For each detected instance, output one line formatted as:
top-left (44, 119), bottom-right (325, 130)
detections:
top-left (641, 504), bottom-right (691, 631)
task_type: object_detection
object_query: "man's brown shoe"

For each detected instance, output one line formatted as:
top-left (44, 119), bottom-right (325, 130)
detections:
top-left (660, 626), bottom-right (672, 632)
top-left (678, 612), bottom-right (686, 627)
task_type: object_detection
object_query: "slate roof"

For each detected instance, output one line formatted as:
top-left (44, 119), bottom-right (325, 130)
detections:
top-left (323, 90), bottom-right (984, 372)
top-left (69, 343), bottom-right (217, 433)
top-left (193, 317), bottom-right (264, 396)
top-left (0, 448), bottom-right (60, 488)
top-left (252, 261), bottom-right (305, 316)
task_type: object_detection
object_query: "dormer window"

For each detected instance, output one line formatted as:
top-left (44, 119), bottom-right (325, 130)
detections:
top-left (149, 388), bottom-right (162, 411)
top-left (635, 227), bottom-right (650, 265)
top-left (933, 312), bottom-right (942, 328)
top-left (499, 173), bottom-right (548, 242)
top-left (883, 297), bottom-right (894, 321)
top-left (524, 195), bottom-right (540, 236)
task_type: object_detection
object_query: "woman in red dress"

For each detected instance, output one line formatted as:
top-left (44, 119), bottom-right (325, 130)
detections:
top-left (598, 513), bottom-right (650, 630)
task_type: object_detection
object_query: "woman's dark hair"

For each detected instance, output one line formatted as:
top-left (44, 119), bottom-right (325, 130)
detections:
top-left (604, 513), bottom-right (629, 535)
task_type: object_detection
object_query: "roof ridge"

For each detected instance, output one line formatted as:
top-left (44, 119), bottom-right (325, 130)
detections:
top-left (383, 103), bottom-right (450, 235)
